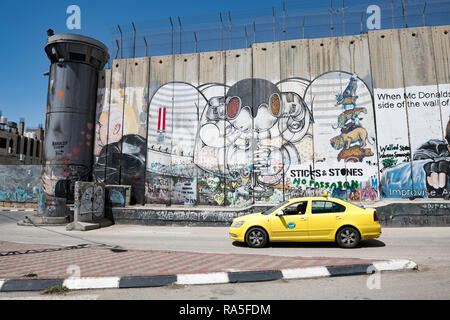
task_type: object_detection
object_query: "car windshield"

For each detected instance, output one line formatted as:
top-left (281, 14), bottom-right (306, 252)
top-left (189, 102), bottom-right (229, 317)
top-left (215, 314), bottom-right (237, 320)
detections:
top-left (261, 201), bottom-right (289, 215)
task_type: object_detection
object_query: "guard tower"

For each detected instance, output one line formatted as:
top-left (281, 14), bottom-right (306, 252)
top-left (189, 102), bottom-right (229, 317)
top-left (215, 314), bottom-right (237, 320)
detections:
top-left (34, 33), bottom-right (109, 223)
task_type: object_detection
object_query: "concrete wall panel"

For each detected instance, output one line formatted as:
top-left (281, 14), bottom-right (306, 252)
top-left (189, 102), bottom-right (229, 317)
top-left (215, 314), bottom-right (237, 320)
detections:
top-left (280, 39), bottom-right (310, 80)
top-left (252, 42), bottom-right (284, 203)
top-left (104, 60), bottom-right (127, 185)
top-left (196, 51), bottom-right (226, 205)
top-left (119, 57), bottom-right (150, 204)
top-left (93, 69), bottom-right (111, 183)
top-left (337, 34), bottom-right (379, 201)
top-left (368, 29), bottom-right (405, 89)
top-left (369, 29), bottom-right (412, 198)
top-left (146, 55), bottom-right (174, 204)
top-left (224, 48), bottom-right (253, 206)
top-left (432, 26), bottom-right (450, 140)
top-left (279, 39), bottom-right (314, 199)
top-left (309, 37), bottom-right (339, 80)
top-left (169, 53), bottom-right (200, 205)
top-left (400, 27), bottom-right (443, 198)
top-left (338, 34), bottom-right (372, 89)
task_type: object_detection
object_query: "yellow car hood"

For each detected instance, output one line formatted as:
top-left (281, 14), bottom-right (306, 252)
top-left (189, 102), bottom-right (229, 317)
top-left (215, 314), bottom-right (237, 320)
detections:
top-left (234, 212), bottom-right (263, 222)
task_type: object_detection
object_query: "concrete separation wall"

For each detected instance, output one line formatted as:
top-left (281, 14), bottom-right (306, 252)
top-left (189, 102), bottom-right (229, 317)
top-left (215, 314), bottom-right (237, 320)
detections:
top-left (375, 202), bottom-right (450, 227)
top-left (92, 25), bottom-right (450, 208)
top-left (109, 204), bottom-right (273, 226)
top-left (0, 165), bottom-right (41, 205)
top-left (110, 201), bottom-right (450, 227)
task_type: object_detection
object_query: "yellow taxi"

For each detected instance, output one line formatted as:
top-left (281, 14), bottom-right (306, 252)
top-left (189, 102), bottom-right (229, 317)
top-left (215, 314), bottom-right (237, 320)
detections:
top-left (229, 193), bottom-right (381, 248)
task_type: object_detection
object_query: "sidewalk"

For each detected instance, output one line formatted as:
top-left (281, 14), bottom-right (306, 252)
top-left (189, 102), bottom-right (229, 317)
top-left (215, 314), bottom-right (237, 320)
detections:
top-left (0, 240), bottom-right (417, 292)
top-left (0, 208), bottom-right (36, 212)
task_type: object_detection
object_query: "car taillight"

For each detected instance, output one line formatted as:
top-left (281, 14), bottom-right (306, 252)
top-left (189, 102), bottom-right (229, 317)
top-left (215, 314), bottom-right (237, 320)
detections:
top-left (373, 210), bottom-right (379, 221)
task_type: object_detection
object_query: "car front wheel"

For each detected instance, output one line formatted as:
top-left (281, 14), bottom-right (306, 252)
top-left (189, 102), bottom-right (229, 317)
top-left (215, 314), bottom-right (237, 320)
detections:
top-left (245, 227), bottom-right (268, 248)
top-left (336, 226), bottom-right (360, 248)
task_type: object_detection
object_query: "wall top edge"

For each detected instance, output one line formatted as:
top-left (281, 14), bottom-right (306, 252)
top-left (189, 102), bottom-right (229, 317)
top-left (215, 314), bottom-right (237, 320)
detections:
top-left (102, 25), bottom-right (450, 72)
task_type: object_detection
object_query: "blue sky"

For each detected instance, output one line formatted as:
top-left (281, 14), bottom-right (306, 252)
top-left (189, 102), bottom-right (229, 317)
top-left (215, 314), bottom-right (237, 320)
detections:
top-left (0, 0), bottom-right (446, 128)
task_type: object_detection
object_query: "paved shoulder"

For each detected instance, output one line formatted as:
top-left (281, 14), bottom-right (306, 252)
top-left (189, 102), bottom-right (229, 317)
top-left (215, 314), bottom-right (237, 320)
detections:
top-left (0, 241), bottom-right (417, 292)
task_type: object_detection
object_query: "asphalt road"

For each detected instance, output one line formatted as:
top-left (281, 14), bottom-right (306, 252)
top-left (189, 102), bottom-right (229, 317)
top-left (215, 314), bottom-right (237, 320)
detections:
top-left (0, 211), bottom-right (449, 300)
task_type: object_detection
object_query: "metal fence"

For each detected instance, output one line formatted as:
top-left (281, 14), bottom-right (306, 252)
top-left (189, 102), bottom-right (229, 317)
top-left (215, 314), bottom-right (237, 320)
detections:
top-left (109, 0), bottom-right (450, 65)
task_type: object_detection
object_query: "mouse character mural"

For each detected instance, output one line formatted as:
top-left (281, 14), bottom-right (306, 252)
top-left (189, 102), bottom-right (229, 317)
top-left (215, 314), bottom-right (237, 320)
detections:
top-left (145, 78), bottom-right (313, 206)
top-left (195, 78), bottom-right (313, 206)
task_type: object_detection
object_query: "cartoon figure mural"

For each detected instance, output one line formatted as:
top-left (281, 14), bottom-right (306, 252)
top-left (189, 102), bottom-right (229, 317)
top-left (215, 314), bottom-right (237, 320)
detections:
top-left (380, 118), bottom-right (450, 199)
top-left (330, 74), bottom-right (375, 163)
top-left (302, 72), bottom-right (379, 200)
top-left (195, 78), bottom-right (312, 205)
top-left (414, 125), bottom-right (450, 198)
top-left (336, 74), bottom-right (359, 110)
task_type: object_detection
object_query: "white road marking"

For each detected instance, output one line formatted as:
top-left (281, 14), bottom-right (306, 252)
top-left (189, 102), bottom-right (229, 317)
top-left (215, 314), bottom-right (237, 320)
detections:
top-left (176, 272), bottom-right (229, 285)
top-left (372, 259), bottom-right (418, 272)
top-left (281, 267), bottom-right (331, 279)
top-left (63, 277), bottom-right (120, 290)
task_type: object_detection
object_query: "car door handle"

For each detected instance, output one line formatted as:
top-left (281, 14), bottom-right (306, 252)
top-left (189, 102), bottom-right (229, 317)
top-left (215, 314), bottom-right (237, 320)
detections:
top-left (299, 218), bottom-right (307, 221)
top-left (335, 216), bottom-right (342, 220)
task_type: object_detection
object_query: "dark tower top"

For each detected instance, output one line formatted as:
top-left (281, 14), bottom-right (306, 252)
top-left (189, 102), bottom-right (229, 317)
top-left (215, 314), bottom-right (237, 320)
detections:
top-left (45, 33), bottom-right (109, 70)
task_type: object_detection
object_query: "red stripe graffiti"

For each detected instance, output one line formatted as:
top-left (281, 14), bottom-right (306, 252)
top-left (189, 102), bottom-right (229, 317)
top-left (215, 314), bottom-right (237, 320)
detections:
top-left (157, 107), bottom-right (166, 132)
top-left (157, 107), bottom-right (161, 131)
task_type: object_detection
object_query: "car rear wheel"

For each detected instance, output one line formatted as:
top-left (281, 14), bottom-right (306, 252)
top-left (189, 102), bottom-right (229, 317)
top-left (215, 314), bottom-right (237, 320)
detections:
top-left (245, 227), bottom-right (268, 248)
top-left (336, 226), bottom-right (360, 248)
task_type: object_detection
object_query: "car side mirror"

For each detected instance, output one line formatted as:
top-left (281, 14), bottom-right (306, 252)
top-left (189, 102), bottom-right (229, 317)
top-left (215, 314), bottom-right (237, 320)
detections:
top-left (276, 210), bottom-right (284, 216)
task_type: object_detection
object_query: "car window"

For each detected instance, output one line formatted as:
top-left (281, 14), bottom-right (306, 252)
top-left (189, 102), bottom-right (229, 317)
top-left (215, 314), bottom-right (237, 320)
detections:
top-left (282, 201), bottom-right (308, 215)
top-left (311, 201), bottom-right (346, 214)
top-left (261, 201), bottom-right (289, 215)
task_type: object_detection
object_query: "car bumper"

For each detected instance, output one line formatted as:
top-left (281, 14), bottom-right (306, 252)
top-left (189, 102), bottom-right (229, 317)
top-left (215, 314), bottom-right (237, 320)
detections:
top-left (229, 227), bottom-right (246, 242)
top-left (361, 224), bottom-right (382, 240)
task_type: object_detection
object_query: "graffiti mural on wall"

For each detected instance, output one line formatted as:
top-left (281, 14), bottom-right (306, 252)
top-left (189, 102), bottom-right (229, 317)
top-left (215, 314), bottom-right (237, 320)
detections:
top-left (330, 74), bottom-right (375, 162)
top-left (380, 118), bottom-right (450, 199)
top-left (92, 66), bottom-right (450, 204)
top-left (0, 165), bottom-right (41, 202)
top-left (292, 71), bottom-right (380, 200)
top-left (376, 84), bottom-right (450, 199)
top-left (93, 83), bottom-right (148, 204)
top-left (94, 69), bottom-right (450, 204)
top-left (195, 78), bottom-right (312, 206)
top-left (144, 71), bottom-right (379, 205)
top-left (145, 82), bottom-right (201, 205)
top-left (144, 79), bottom-right (313, 205)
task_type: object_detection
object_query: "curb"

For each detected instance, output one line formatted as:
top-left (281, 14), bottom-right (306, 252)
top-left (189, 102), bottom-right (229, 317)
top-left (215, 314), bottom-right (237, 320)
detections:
top-left (0, 209), bottom-right (36, 212)
top-left (0, 259), bottom-right (418, 292)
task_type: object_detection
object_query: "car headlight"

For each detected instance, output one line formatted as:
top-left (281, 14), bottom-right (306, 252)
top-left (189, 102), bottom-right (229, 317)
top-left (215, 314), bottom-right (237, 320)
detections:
top-left (231, 221), bottom-right (245, 228)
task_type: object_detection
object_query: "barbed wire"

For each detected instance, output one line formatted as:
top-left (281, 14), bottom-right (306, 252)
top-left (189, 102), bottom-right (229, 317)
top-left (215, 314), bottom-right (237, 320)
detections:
top-left (108, 0), bottom-right (450, 66)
